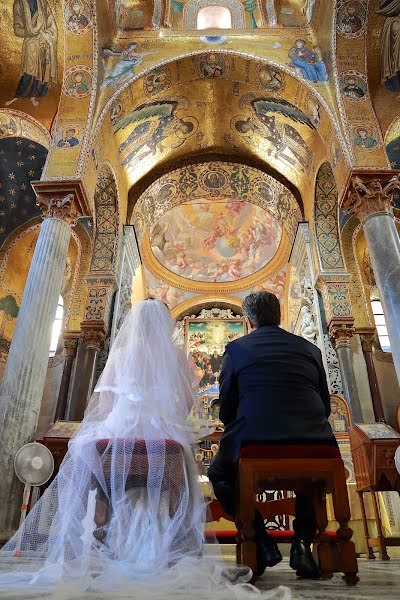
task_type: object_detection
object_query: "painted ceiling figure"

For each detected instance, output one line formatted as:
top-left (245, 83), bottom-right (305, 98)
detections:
top-left (6, 0), bottom-right (58, 107)
top-left (377, 0), bottom-right (400, 92)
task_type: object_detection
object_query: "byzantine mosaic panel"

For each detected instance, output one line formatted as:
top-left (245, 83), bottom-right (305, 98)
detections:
top-left (90, 167), bottom-right (120, 274)
top-left (314, 162), bottom-right (345, 271)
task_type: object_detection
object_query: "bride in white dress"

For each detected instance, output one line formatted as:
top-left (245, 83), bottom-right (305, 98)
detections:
top-left (0, 299), bottom-right (290, 599)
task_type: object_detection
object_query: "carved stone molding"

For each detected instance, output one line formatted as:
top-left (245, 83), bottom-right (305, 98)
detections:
top-left (329, 322), bottom-right (355, 349)
top-left (358, 327), bottom-right (376, 354)
top-left (343, 171), bottom-right (400, 224)
top-left (80, 323), bottom-right (106, 351)
top-left (63, 334), bottom-right (79, 357)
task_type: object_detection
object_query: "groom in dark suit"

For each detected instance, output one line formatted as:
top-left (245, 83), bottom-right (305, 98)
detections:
top-left (208, 291), bottom-right (337, 577)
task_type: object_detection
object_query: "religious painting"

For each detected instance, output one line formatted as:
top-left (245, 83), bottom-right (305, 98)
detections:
top-left (339, 71), bottom-right (368, 101)
top-left (145, 268), bottom-right (195, 309)
top-left (336, 1), bottom-right (367, 37)
top-left (185, 318), bottom-right (245, 402)
top-left (53, 126), bottom-right (81, 149)
top-left (305, 94), bottom-right (321, 126)
top-left (256, 65), bottom-right (285, 93)
top-left (5, 0), bottom-right (58, 107)
top-left (328, 394), bottom-right (351, 435)
top-left (64, 0), bottom-right (93, 35)
top-left (143, 67), bottom-right (172, 96)
top-left (385, 117), bottom-right (400, 168)
top-left (0, 295), bottom-right (19, 340)
top-left (288, 39), bottom-right (328, 83)
top-left (198, 54), bottom-right (229, 78)
top-left (101, 43), bottom-right (154, 89)
top-left (376, 1), bottom-right (400, 92)
top-left (110, 98), bottom-right (125, 128)
top-left (115, 0), bottom-right (151, 30)
top-left (63, 66), bottom-right (92, 98)
top-left (300, 0), bottom-right (318, 25)
top-left (149, 200), bottom-right (282, 283)
top-left (0, 115), bottom-right (20, 138)
top-left (116, 101), bottom-right (198, 170)
top-left (356, 423), bottom-right (400, 440)
top-left (351, 126), bottom-right (379, 149)
top-left (232, 97), bottom-right (313, 173)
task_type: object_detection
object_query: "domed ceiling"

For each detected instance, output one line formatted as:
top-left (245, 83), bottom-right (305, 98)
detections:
top-left (133, 160), bottom-right (301, 299)
top-left (149, 199), bottom-right (282, 283)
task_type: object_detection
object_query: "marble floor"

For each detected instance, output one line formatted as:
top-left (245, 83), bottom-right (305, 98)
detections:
top-left (0, 548), bottom-right (399, 599)
top-left (255, 557), bottom-right (400, 599)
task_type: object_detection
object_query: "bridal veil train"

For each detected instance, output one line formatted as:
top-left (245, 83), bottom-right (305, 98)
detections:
top-left (0, 299), bottom-right (290, 599)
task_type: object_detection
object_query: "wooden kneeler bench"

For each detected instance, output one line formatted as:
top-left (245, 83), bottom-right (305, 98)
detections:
top-left (228, 444), bottom-right (359, 584)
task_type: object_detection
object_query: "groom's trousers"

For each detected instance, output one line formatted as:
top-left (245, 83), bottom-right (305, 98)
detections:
top-left (208, 447), bottom-right (319, 545)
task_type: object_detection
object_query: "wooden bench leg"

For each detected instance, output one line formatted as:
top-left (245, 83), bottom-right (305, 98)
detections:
top-left (358, 491), bottom-right (375, 559)
top-left (313, 486), bottom-right (334, 579)
top-left (371, 490), bottom-right (390, 561)
top-left (236, 466), bottom-right (257, 575)
top-left (332, 466), bottom-right (359, 586)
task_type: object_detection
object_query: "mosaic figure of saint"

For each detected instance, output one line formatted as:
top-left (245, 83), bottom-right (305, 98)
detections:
top-left (377, 0), bottom-right (400, 92)
top-left (68, 0), bottom-right (89, 32)
top-left (353, 127), bottom-right (378, 149)
top-left (6, 0), bottom-right (58, 107)
top-left (288, 39), bottom-right (328, 82)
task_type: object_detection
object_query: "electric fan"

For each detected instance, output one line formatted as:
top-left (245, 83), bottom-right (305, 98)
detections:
top-left (13, 442), bottom-right (54, 555)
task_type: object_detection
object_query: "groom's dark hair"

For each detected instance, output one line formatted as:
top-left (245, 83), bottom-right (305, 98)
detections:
top-left (242, 291), bottom-right (281, 328)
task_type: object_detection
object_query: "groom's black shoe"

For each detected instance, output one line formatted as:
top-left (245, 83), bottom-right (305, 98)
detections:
top-left (289, 538), bottom-right (321, 579)
top-left (255, 539), bottom-right (282, 576)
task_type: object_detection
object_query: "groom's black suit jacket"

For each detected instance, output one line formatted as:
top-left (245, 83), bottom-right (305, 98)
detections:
top-left (217, 325), bottom-right (336, 463)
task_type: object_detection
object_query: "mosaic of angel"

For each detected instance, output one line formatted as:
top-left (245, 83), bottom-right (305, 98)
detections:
top-left (232, 98), bottom-right (313, 173)
top-left (101, 43), bottom-right (153, 89)
top-left (6, 0), bottom-right (58, 107)
top-left (116, 101), bottom-right (198, 169)
top-left (150, 201), bottom-right (282, 283)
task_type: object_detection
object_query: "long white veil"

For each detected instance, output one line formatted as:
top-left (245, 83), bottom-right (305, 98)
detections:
top-left (0, 299), bottom-right (290, 600)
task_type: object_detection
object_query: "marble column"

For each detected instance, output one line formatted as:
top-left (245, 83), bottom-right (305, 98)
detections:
top-left (330, 323), bottom-right (363, 423)
top-left (0, 182), bottom-right (89, 541)
top-left (54, 334), bottom-right (79, 421)
top-left (359, 329), bottom-right (386, 423)
top-left (343, 173), bottom-right (400, 383)
top-left (65, 326), bottom-right (105, 422)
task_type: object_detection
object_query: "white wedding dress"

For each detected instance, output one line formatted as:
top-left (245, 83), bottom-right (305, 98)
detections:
top-left (0, 299), bottom-right (290, 599)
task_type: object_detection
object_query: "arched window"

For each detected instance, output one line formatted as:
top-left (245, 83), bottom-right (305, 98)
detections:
top-left (371, 299), bottom-right (391, 352)
top-left (197, 6), bottom-right (232, 29)
top-left (49, 296), bottom-right (64, 357)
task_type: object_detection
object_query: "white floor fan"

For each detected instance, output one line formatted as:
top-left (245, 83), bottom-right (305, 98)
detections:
top-left (13, 442), bottom-right (54, 556)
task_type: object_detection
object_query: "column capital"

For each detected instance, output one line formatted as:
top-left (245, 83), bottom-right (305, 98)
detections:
top-left (80, 323), bottom-right (106, 351)
top-left (357, 327), bottom-right (376, 353)
top-left (63, 332), bottom-right (79, 357)
top-left (31, 180), bottom-right (91, 224)
top-left (342, 170), bottom-right (400, 224)
top-left (329, 322), bottom-right (355, 349)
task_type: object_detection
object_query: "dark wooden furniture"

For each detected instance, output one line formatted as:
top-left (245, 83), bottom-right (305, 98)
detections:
top-left (234, 444), bottom-right (359, 585)
top-left (349, 423), bottom-right (400, 560)
top-left (38, 421), bottom-right (80, 489)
